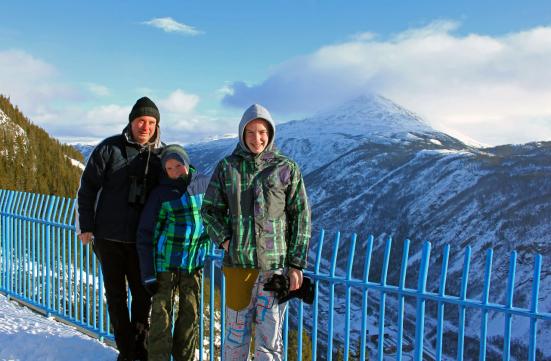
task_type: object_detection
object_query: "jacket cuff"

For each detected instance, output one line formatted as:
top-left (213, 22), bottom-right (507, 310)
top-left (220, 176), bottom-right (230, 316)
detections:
top-left (288, 263), bottom-right (303, 271)
top-left (143, 277), bottom-right (157, 284)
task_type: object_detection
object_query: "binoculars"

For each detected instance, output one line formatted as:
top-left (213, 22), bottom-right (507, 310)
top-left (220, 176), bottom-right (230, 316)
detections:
top-left (128, 175), bottom-right (148, 206)
top-left (263, 274), bottom-right (315, 304)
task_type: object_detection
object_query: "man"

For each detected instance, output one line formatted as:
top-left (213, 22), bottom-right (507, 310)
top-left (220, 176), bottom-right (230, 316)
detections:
top-left (77, 96), bottom-right (163, 361)
top-left (202, 104), bottom-right (311, 361)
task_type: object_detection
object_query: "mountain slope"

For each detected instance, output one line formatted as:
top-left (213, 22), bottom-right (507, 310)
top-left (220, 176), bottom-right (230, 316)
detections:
top-left (0, 95), bottom-right (83, 197)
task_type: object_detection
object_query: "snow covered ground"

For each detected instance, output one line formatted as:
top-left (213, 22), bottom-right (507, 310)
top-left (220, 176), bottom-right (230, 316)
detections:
top-left (0, 293), bottom-right (117, 361)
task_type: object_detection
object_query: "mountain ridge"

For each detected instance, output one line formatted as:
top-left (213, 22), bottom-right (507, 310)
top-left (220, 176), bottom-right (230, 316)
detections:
top-left (0, 95), bottom-right (83, 197)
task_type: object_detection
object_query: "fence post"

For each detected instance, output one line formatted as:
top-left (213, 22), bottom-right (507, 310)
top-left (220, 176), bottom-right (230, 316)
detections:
top-left (457, 246), bottom-right (471, 361)
top-left (359, 235), bottom-right (374, 361)
top-left (6, 191), bottom-right (16, 295)
top-left (528, 254), bottom-right (542, 361)
top-left (327, 231), bottom-right (341, 361)
top-left (397, 239), bottom-right (411, 361)
top-left (503, 251), bottom-right (517, 361)
top-left (377, 237), bottom-right (392, 361)
top-left (414, 241), bottom-right (431, 361)
top-left (311, 229), bottom-right (325, 361)
top-left (343, 233), bottom-right (357, 361)
top-left (479, 249), bottom-right (493, 361)
top-left (45, 195), bottom-right (58, 314)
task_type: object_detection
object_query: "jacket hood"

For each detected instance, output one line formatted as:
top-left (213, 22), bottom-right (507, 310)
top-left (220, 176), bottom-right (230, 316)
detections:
top-left (238, 104), bottom-right (276, 154)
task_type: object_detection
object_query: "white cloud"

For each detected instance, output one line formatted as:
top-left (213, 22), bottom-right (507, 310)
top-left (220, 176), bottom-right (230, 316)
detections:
top-left (159, 89), bottom-right (199, 114)
top-left (223, 21), bottom-right (551, 145)
top-left (0, 49), bottom-right (226, 144)
top-left (86, 83), bottom-right (110, 97)
top-left (142, 17), bottom-right (203, 36)
top-left (0, 49), bottom-right (81, 116)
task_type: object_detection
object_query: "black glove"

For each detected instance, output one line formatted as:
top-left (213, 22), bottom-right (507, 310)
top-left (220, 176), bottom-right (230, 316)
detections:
top-left (263, 274), bottom-right (315, 304)
top-left (263, 274), bottom-right (290, 299)
top-left (279, 276), bottom-right (315, 305)
top-left (143, 280), bottom-right (159, 296)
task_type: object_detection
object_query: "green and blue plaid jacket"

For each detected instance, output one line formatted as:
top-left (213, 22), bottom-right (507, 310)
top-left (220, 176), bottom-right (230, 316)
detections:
top-left (137, 169), bottom-right (211, 284)
top-left (202, 145), bottom-right (311, 271)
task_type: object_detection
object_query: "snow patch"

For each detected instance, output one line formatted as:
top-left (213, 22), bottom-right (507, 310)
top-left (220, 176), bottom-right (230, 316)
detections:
top-left (0, 293), bottom-right (117, 360)
top-left (65, 155), bottom-right (85, 170)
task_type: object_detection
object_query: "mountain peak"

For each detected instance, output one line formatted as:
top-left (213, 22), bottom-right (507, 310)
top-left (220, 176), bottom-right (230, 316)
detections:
top-left (281, 93), bottom-right (433, 141)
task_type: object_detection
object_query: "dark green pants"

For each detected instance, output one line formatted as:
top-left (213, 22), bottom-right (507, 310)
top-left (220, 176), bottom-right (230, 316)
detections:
top-left (148, 270), bottom-right (201, 361)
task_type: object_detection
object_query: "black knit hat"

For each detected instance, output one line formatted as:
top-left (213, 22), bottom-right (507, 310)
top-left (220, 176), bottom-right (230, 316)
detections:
top-left (129, 96), bottom-right (160, 123)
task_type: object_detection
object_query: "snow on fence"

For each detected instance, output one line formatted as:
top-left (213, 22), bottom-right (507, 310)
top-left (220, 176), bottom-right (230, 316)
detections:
top-left (0, 189), bottom-right (549, 361)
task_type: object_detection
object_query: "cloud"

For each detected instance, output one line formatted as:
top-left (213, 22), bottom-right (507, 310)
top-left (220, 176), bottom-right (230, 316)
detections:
top-left (142, 17), bottom-right (203, 36)
top-left (0, 50), bottom-right (226, 144)
top-left (222, 21), bottom-right (551, 145)
top-left (159, 89), bottom-right (199, 114)
top-left (86, 83), bottom-right (110, 97)
top-left (49, 89), bottom-right (230, 145)
top-left (0, 49), bottom-right (81, 115)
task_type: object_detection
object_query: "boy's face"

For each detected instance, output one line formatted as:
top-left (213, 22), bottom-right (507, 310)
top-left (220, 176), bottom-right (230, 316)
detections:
top-left (164, 158), bottom-right (188, 180)
top-left (244, 118), bottom-right (270, 154)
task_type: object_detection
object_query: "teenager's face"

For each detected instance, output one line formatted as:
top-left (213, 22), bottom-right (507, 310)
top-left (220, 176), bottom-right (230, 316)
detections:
top-left (244, 118), bottom-right (270, 154)
top-left (130, 116), bottom-right (157, 144)
top-left (164, 158), bottom-right (188, 180)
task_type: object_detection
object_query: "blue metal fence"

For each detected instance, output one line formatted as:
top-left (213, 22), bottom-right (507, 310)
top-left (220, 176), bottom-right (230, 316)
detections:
top-left (1, 189), bottom-right (550, 360)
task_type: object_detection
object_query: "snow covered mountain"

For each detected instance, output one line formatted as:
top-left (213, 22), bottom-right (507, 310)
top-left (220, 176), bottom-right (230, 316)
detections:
top-left (71, 143), bottom-right (95, 162)
top-left (183, 94), bottom-right (551, 360)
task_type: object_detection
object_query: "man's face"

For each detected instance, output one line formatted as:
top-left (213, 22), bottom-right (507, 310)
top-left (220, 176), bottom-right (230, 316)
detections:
top-left (164, 158), bottom-right (188, 180)
top-left (130, 116), bottom-right (157, 145)
top-left (244, 118), bottom-right (270, 154)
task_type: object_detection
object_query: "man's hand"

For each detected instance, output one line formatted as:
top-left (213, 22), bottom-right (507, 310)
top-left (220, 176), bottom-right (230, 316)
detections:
top-left (79, 232), bottom-right (94, 245)
top-left (288, 267), bottom-right (303, 291)
top-left (221, 239), bottom-right (230, 252)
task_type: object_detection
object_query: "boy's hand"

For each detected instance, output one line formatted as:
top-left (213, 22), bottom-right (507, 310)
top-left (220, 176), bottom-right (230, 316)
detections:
top-left (79, 232), bottom-right (94, 245)
top-left (288, 267), bottom-right (303, 291)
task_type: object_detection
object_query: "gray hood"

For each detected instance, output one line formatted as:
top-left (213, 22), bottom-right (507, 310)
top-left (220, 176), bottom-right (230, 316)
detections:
top-left (238, 104), bottom-right (276, 153)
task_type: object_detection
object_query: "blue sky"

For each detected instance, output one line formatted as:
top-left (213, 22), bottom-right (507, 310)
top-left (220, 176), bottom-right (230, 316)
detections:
top-left (1, 0), bottom-right (551, 145)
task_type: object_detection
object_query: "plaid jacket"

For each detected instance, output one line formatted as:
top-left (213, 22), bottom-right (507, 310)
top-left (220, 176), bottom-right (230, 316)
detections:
top-left (202, 145), bottom-right (311, 271)
top-left (137, 168), bottom-right (210, 284)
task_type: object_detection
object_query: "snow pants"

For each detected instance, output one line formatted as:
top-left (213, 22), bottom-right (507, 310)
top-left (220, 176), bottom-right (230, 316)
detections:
top-left (148, 270), bottom-right (201, 361)
top-left (224, 269), bottom-right (287, 361)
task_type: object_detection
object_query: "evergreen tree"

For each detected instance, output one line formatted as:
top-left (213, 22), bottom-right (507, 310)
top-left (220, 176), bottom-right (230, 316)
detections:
top-left (0, 94), bottom-right (83, 197)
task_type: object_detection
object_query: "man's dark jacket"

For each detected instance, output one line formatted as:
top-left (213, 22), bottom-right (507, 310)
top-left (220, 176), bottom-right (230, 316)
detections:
top-left (77, 126), bottom-right (162, 243)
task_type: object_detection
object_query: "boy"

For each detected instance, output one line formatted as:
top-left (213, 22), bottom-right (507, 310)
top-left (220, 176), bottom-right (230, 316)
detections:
top-left (201, 104), bottom-right (311, 361)
top-left (137, 144), bottom-right (210, 361)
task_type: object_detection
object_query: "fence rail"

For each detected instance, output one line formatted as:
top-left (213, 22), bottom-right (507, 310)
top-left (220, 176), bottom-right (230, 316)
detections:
top-left (1, 189), bottom-right (550, 360)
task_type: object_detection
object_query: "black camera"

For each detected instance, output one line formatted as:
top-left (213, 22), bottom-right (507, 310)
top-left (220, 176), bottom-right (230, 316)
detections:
top-left (263, 274), bottom-right (315, 304)
top-left (128, 175), bottom-right (147, 205)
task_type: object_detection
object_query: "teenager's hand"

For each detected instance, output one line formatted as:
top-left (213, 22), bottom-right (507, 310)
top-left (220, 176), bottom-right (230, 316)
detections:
top-left (79, 232), bottom-right (94, 245)
top-left (288, 268), bottom-right (303, 291)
